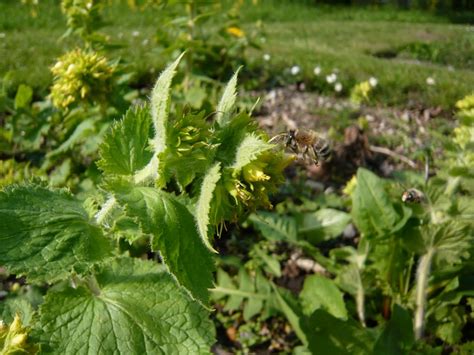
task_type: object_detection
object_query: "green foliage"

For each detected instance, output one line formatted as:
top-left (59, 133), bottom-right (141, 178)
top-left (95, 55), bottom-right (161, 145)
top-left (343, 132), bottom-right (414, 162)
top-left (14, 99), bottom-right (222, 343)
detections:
top-left (0, 184), bottom-right (112, 283)
top-left (37, 257), bottom-right (214, 354)
top-left (0, 55), bottom-right (291, 353)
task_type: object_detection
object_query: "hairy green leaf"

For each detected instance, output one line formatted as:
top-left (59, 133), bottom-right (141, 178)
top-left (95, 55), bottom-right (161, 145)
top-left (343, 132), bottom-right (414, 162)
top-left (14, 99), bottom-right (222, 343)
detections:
top-left (352, 168), bottom-right (400, 237)
top-left (151, 53), bottom-right (184, 154)
top-left (231, 133), bottom-right (272, 172)
top-left (216, 67), bottom-right (241, 126)
top-left (0, 184), bottom-right (112, 283)
top-left (299, 275), bottom-right (347, 320)
top-left (98, 105), bottom-right (152, 176)
top-left (134, 53), bottom-right (184, 183)
top-left (196, 163), bottom-right (222, 253)
top-left (111, 182), bottom-right (214, 304)
top-left (37, 257), bottom-right (215, 354)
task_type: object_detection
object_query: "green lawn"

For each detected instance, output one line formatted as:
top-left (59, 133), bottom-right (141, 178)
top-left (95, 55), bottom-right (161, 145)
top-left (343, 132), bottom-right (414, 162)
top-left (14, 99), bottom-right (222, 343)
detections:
top-left (0, 0), bottom-right (473, 107)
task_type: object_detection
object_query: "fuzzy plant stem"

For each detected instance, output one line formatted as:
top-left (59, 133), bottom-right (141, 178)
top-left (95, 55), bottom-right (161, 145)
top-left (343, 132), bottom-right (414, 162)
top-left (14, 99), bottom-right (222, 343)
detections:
top-left (356, 271), bottom-right (366, 327)
top-left (414, 248), bottom-right (434, 340)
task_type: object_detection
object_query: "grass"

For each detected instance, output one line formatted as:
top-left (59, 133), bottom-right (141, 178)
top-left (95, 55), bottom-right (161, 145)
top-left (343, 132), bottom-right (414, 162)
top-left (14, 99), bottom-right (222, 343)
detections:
top-left (0, 0), bottom-right (473, 107)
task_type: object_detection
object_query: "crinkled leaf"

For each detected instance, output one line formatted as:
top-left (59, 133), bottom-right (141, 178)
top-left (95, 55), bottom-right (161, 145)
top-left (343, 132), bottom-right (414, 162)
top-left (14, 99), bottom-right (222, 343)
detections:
top-left (373, 304), bottom-right (414, 354)
top-left (196, 163), bottom-right (221, 253)
top-left (98, 105), bottom-right (152, 176)
top-left (111, 182), bottom-right (214, 304)
top-left (37, 257), bottom-right (215, 354)
top-left (0, 184), bottom-right (112, 283)
top-left (299, 275), bottom-right (347, 320)
top-left (216, 67), bottom-right (241, 126)
top-left (231, 133), bottom-right (272, 172)
top-left (351, 168), bottom-right (400, 237)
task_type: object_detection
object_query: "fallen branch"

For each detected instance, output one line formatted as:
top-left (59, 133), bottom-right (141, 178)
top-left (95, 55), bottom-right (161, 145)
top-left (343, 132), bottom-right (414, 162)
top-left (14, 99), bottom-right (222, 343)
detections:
top-left (369, 145), bottom-right (417, 168)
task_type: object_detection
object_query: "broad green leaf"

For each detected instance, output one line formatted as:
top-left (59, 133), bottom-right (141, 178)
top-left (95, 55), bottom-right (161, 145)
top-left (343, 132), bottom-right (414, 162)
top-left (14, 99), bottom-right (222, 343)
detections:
top-left (195, 163), bottom-right (221, 253)
top-left (231, 133), bottom-right (272, 172)
top-left (302, 310), bottom-right (373, 355)
top-left (111, 182), bottom-right (214, 304)
top-left (0, 185), bottom-right (112, 283)
top-left (249, 212), bottom-right (298, 242)
top-left (14, 84), bottom-right (33, 109)
top-left (351, 168), bottom-right (399, 237)
top-left (299, 208), bottom-right (351, 243)
top-left (134, 53), bottom-right (184, 183)
top-left (373, 304), bottom-right (415, 354)
top-left (216, 67), bottom-right (241, 126)
top-left (98, 105), bottom-right (152, 176)
top-left (37, 257), bottom-right (215, 354)
top-left (299, 275), bottom-right (347, 320)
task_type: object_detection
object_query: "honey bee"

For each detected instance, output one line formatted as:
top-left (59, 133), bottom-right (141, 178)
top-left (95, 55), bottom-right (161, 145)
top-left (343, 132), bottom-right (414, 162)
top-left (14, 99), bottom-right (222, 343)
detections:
top-left (401, 188), bottom-right (425, 203)
top-left (271, 129), bottom-right (331, 165)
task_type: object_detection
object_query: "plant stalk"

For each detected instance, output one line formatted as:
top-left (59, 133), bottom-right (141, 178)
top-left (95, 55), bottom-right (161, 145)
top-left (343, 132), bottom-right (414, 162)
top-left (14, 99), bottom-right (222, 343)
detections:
top-left (356, 269), bottom-right (366, 327)
top-left (414, 248), bottom-right (434, 340)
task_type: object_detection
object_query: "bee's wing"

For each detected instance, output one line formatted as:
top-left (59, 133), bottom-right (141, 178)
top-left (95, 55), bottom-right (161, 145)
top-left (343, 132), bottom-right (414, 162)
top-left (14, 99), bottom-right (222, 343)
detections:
top-left (268, 132), bottom-right (288, 145)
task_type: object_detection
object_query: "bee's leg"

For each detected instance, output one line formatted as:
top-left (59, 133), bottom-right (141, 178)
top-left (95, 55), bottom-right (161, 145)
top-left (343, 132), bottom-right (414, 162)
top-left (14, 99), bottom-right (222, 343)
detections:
top-left (311, 146), bottom-right (320, 165)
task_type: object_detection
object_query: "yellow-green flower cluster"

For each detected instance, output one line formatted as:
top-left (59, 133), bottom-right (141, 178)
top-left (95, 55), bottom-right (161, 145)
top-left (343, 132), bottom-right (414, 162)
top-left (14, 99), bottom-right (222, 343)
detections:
top-left (350, 81), bottom-right (372, 105)
top-left (159, 113), bottom-right (214, 188)
top-left (456, 94), bottom-right (474, 112)
top-left (50, 49), bottom-right (116, 109)
top-left (217, 149), bottom-right (292, 223)
top-left (0, 314), bottom-right (38, 354)
top-left (61, 0), bottom-right (103, 36)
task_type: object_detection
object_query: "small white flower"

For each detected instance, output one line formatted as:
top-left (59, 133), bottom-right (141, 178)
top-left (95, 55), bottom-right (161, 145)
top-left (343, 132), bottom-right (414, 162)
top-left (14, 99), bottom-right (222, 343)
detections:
top-left (142, 39), bottom-right (149, 46)
top-left (326, 73), bottom-right (337, 84)
top-left (426, 77), bottom-right (435, 85)
top-left (132, 31), bottom-right (140, 37)
top-left (313, 66), bottom-right (321, 75)
top-left (369, 77), bottom-right (378, 87)
top-left (263, 54), bottom-right (271, 61)
top-left (0, 33), bottom-right (5, 39)
top-left (290, 65), bottom-right (301, 75)
top-left (86, 2), bottom-right (93, 9)
top-left (334, 82), bottom-right (343, 92)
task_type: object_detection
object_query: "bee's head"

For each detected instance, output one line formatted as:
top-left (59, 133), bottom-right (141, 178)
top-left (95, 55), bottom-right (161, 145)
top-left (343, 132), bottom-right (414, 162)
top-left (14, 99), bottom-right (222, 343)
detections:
top-left (286, 130), bottom-right (297, 148)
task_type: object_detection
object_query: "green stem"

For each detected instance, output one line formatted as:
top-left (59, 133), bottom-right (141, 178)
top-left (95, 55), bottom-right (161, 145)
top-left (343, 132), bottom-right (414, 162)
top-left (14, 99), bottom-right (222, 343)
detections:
top-left (356, 268), bottom-right (366, 327)
top-left (414, 248), bottom-right (434, 340)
